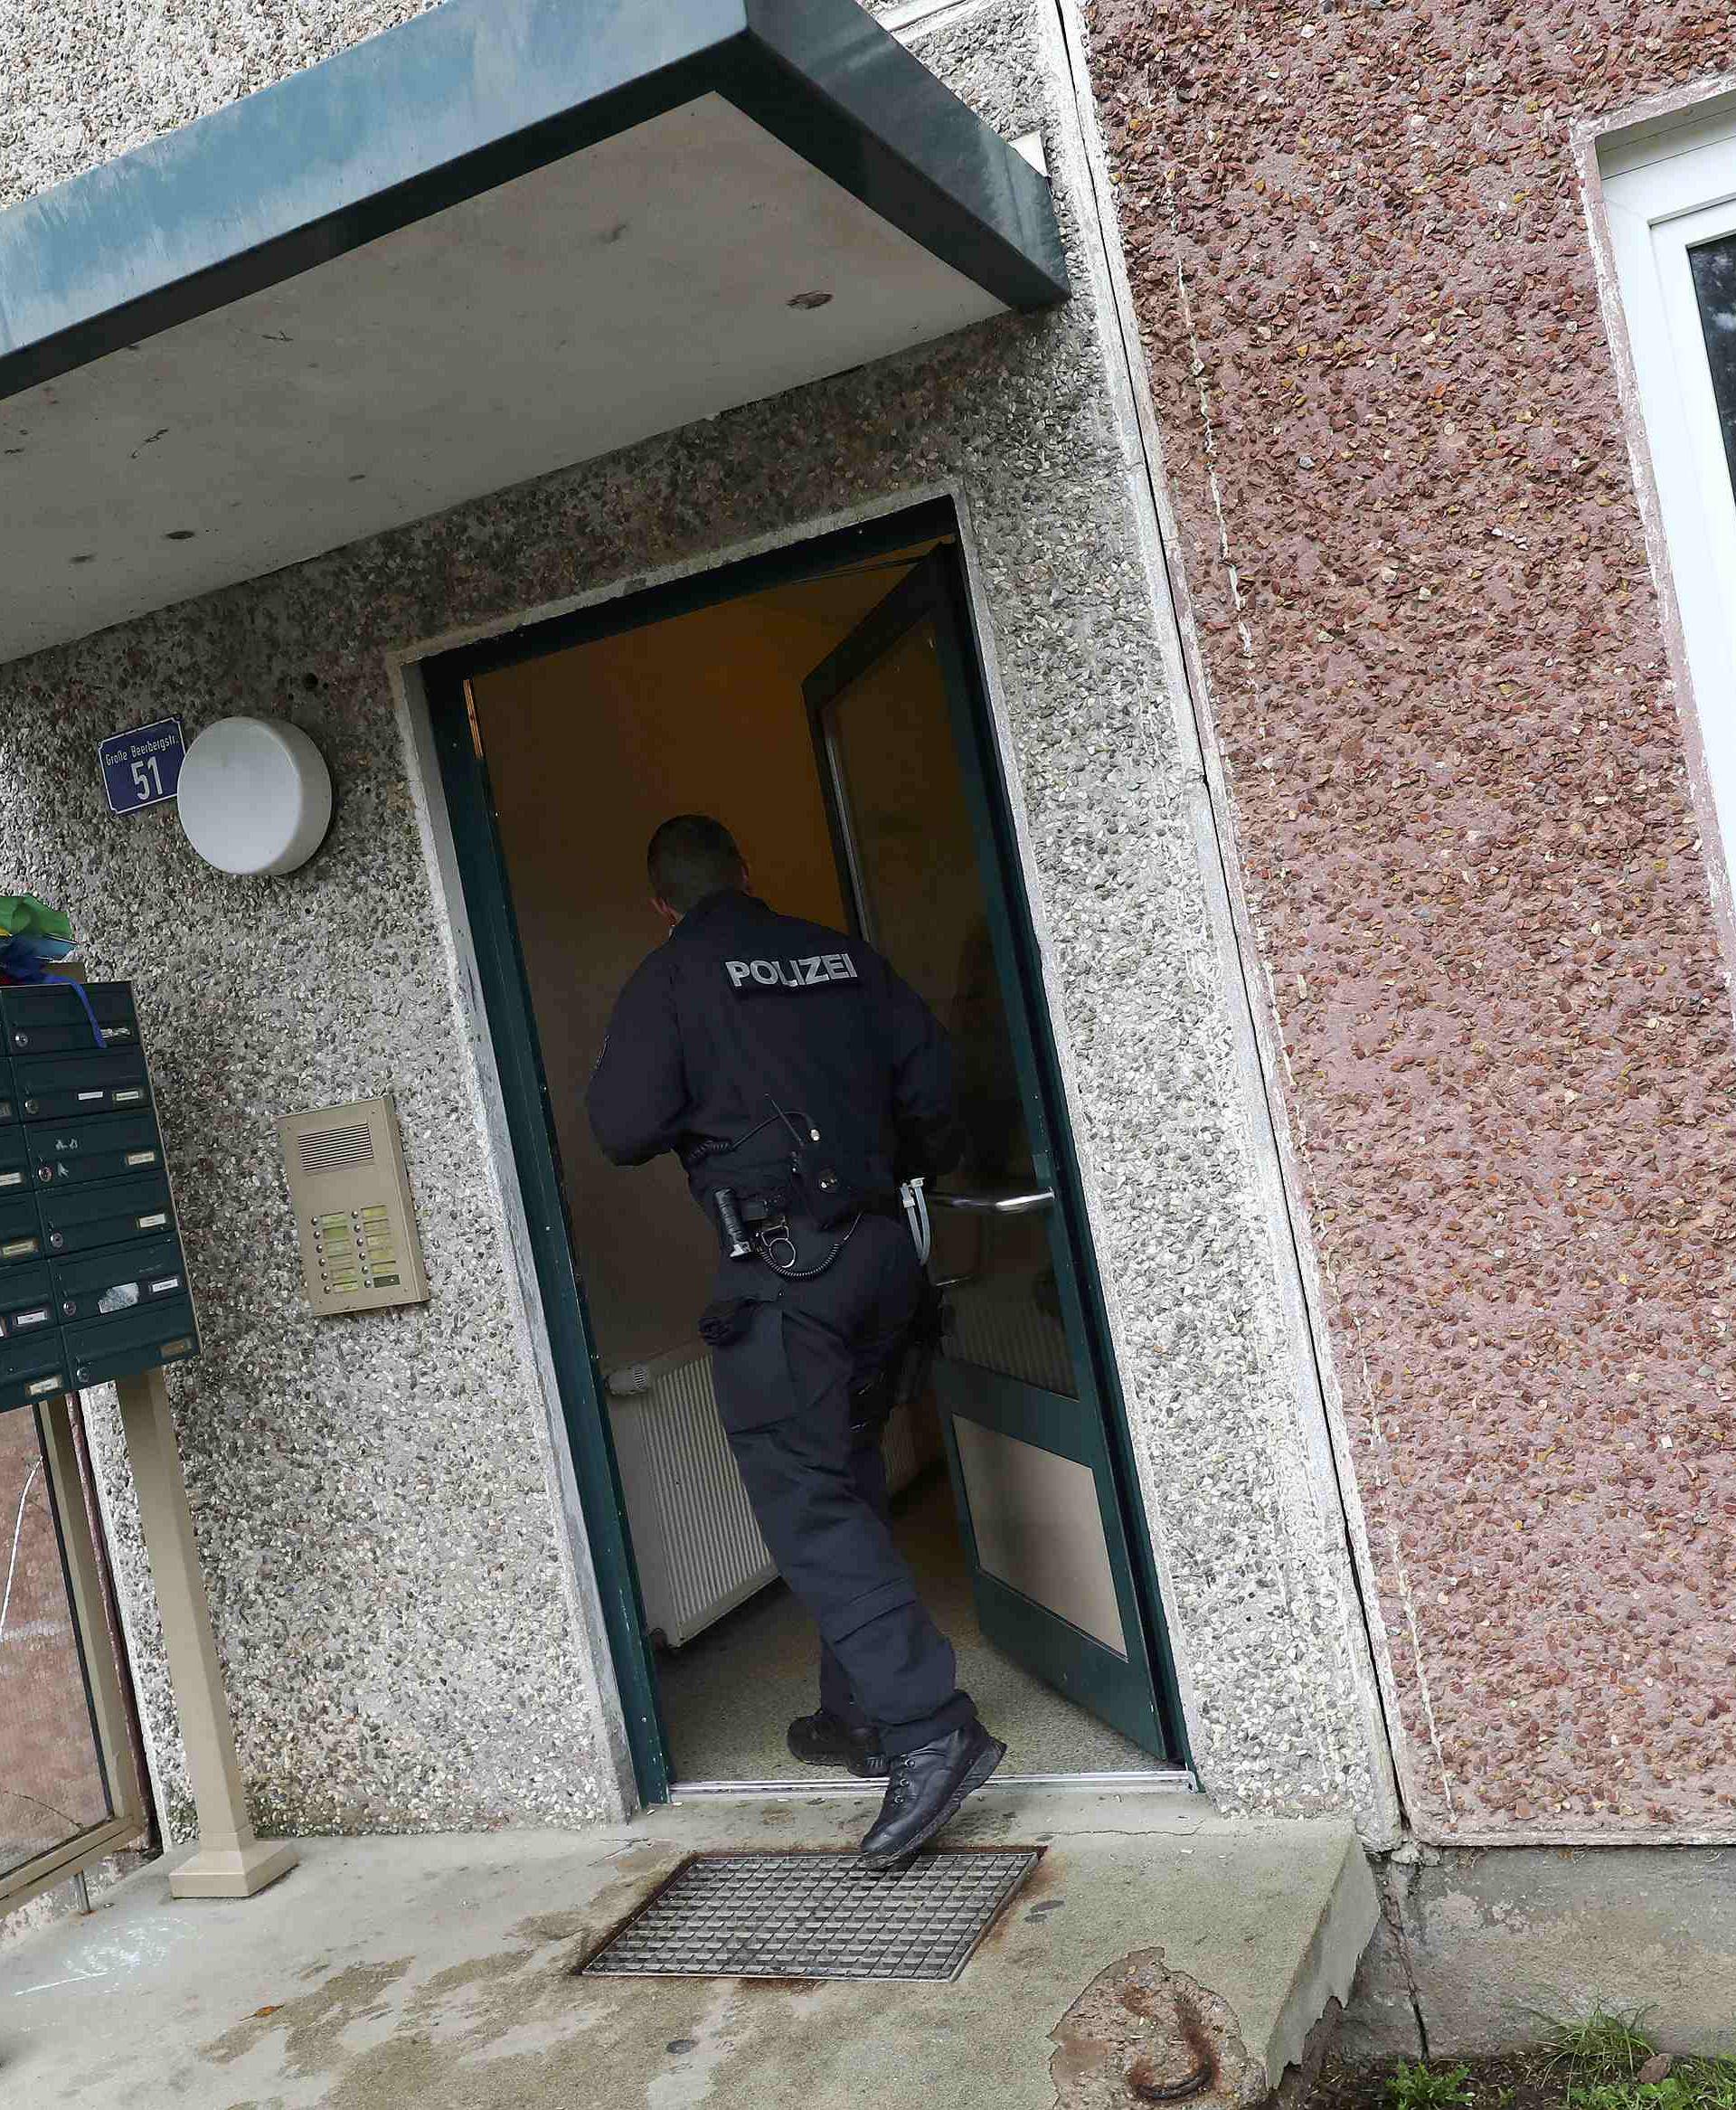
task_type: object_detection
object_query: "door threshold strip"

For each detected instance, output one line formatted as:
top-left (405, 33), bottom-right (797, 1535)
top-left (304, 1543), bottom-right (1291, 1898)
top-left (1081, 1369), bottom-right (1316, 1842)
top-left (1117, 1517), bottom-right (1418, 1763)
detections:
top-left (669, 1769), bottom-right (1199, 1800)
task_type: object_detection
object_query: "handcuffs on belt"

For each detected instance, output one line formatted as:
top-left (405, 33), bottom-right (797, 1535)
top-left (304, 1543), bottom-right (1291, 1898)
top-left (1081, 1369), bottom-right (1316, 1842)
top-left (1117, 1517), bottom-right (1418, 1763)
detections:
top-left (716, 1183), bottom-right (859, 1279)
top-left (714, 1170), bottom-right (929, 1279)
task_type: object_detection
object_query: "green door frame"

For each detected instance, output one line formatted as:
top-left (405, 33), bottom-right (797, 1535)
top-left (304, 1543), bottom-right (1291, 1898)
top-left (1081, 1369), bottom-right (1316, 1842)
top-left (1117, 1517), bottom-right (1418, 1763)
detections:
top-left (420, 499), bottom-right (1191, 1805)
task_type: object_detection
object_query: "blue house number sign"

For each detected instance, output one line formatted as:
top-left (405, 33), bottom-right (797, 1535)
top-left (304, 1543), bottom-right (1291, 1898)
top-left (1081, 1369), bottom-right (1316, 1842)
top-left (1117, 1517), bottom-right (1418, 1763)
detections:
top-left (99, 717), bottom-right (186, 816)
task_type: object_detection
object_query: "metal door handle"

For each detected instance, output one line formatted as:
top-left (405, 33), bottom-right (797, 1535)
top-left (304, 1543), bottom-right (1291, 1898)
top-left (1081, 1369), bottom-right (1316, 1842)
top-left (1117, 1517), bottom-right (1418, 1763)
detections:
top-left (928, 1187), bottom-right (1054, 1216)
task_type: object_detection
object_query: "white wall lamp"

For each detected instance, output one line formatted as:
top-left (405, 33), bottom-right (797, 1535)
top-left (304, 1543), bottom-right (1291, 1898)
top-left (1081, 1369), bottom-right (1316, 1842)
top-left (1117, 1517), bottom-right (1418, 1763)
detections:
top-left (176, 716), bottom-right (334, 877)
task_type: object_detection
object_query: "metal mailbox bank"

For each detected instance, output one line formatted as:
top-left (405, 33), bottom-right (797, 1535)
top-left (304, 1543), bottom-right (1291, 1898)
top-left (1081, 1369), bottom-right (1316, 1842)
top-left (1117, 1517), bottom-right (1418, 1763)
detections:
top-left (0, 982), bottom-right (198, 1414)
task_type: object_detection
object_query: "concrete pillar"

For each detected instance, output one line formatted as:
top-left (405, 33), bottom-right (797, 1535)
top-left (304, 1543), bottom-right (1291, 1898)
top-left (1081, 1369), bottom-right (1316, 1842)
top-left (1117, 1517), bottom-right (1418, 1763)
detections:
top-left (116, 1367), bottom-right (297, 1900)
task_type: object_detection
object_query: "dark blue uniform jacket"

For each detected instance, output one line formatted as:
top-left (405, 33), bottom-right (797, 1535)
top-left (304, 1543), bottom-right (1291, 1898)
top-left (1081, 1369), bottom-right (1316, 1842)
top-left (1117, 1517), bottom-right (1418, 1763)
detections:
top-left (587, 888), bottom-right (961, 1213)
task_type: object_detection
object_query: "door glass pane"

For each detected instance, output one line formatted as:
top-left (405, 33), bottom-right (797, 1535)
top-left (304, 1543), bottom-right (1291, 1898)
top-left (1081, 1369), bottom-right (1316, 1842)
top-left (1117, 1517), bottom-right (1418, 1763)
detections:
top-left (0, 1410), bottom-right (112, 1881)
top-left (822, 617), bottom-right (1076, 1398)
top-left (1689, 233), bottom-right (1736, 502)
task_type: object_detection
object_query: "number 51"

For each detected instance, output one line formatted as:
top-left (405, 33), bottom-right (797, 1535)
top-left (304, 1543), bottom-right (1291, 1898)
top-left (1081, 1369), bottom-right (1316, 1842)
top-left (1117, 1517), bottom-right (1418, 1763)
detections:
top-left (131, 755), bottom-right (165, 801)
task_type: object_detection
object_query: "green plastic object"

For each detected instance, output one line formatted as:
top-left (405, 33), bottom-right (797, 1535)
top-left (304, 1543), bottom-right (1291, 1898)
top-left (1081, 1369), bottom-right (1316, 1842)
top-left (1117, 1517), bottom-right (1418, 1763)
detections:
top-left (0, 895), bottom-right (72, 941)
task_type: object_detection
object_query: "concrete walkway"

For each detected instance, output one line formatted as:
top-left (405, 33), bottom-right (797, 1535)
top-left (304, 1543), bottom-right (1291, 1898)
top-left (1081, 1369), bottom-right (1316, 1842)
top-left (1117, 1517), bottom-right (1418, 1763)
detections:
top-left (1, 1788), bottom-right (1377, 2109)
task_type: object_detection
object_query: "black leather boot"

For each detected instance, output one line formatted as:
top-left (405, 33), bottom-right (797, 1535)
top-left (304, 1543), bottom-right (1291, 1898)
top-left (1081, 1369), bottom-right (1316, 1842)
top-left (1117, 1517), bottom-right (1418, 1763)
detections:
top-left (787, 1708), bottom-right (890, 1780)
top-left (858, 1720), bottom-right (1006, 1868)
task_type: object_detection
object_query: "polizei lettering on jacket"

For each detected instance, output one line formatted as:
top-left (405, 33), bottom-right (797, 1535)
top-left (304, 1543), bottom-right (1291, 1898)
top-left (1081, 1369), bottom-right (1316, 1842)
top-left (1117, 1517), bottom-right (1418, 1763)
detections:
top-left (725, 952), bottom-right (860, 992)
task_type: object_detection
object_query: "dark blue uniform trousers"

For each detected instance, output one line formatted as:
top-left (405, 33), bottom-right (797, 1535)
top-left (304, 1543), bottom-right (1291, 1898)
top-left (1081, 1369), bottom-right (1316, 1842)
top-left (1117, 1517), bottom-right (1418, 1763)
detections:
top-left (709, 1215), bottom-right (975, 1757)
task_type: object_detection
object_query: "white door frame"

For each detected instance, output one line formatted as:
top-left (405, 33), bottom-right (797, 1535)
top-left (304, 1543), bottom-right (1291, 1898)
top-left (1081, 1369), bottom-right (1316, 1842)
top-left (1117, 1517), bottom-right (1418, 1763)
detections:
top-left (1593, 99), bottom-right (1736, 963)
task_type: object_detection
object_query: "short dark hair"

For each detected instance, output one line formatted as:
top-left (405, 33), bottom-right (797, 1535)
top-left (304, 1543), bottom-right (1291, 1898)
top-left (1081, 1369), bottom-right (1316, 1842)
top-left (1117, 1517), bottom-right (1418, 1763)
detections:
top-left (646, 815), bottom-right (745, 914)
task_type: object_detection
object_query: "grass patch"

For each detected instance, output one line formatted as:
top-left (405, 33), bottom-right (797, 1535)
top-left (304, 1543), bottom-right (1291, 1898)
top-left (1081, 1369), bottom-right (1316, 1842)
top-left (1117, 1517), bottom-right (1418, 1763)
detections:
top-left (1314, 2015), bottom-right (1736, 2110)
top-left (1567, 2069), bottom-right (1736, 2110)
top-left (1531, 2003), bottom-right (1736, 2110)
top-left (1538, 2008), bottom-right (1660, 2089)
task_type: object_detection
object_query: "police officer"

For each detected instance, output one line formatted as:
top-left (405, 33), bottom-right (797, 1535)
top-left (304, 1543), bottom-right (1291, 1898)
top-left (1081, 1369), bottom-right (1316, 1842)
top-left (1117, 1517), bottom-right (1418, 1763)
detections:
top-left (588, 815), bottom-right (1005, 1867)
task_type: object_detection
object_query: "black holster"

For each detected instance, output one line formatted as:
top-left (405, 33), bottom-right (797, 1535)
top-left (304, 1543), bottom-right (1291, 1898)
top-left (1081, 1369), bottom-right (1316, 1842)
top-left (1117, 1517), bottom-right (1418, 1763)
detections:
top-left (847, 1364), bottom-right (896, 1440)
top-left (892, 1278), bottom-right (948, 1407)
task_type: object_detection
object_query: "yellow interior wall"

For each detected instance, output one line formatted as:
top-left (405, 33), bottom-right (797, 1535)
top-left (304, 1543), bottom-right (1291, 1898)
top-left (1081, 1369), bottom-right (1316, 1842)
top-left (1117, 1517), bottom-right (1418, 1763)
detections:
top-left (474, 558), bottom-right (923, 1367)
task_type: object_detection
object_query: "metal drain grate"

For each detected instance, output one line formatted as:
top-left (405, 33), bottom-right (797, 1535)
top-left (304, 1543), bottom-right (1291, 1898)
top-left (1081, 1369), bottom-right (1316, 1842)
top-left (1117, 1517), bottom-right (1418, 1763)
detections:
top-left (580, 1849), bottom-right (1040, 1982)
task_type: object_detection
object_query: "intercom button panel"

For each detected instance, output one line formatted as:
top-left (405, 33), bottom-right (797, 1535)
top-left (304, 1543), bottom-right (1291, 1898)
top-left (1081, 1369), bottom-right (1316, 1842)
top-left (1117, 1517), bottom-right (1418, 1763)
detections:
top-left (0, 1194), bottom-right (45, 1270)
top-left (0, 1058), bottom-right (15, 1124)
top-left (0, 982), bottom-right (139, 1057)
top-left (25, 1108), bottom-right (163, 1188)
top-left (0, 1126), bottom-right (27, 1198)
top-left (277, 1097), bottom-right (429, 1317)
top-left (63, 1296), bottom-right (199, 1388)
top-left (13, 1046), bottom-right (151, 1121)
top-left (0, 1263), bottom-right (54, 1341)
top-left (38, 1169), bottom-right (175, 1257)
top-left (0, 1331), bottom-right (70, 1415)
top-left (52, 1236), bottom-right (188, 1325)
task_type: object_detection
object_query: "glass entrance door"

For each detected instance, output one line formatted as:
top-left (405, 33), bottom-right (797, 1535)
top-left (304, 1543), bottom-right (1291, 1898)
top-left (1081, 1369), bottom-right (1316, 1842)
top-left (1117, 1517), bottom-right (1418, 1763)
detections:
top-left (0, 1399), bottom-right (146, 1908)
top-left (804, 554), bottom-right (1172, 1758)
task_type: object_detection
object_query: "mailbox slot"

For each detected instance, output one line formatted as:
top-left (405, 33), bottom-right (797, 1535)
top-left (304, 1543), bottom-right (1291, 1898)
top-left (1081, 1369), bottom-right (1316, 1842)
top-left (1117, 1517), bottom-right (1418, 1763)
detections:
top-left (64, 1295), bottom-right (198, 1386)
top-left (0, 1057), bottom-right (15, 1124)
top-left (52, 1236), bottom-right (188, 1324)
top-left (0, 1194), bottom-right (45, 1269)
top-left (0, 1262), bottom-right (55, 1340)
top-left (25, 1109), bottom-right (163, 1188)
top-left (0, 1127), bottom-right (28, 1197)
top-left (38, 1170), bottom-right (174, 1255)
top-left (13, 1046), bottom-right (151, 1121)
top-left (1, 982), bottom-right (139, 1056)
top-left (0, 1331), bottom-right (69, 1415)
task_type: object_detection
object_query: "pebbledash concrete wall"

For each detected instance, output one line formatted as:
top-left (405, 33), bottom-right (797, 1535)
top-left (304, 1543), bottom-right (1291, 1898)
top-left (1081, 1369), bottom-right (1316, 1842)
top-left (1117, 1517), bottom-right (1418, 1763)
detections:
top-left (0, 0), bottom-right (1395, 1840)
top-left (1083, 1), bottom-right (1736, 1842)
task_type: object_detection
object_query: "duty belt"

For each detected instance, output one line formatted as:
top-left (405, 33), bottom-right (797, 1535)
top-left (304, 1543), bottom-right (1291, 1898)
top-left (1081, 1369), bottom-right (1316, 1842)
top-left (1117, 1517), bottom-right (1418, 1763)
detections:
top-left (714, 1180), bottom-right (905, 1280)
top-left (733, 1187), bottom-right (902, 1225)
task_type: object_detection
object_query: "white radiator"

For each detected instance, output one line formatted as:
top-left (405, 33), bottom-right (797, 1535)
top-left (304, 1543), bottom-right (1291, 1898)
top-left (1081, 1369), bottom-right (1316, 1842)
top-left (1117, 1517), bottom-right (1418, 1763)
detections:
top-left (607, 1347), bottom-right (935, 1650)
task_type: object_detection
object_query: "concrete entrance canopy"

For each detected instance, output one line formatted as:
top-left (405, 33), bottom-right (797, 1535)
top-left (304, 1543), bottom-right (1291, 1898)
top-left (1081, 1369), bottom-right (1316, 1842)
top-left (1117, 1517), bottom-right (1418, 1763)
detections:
top-left (0, 0), bottom-right (1066, 666)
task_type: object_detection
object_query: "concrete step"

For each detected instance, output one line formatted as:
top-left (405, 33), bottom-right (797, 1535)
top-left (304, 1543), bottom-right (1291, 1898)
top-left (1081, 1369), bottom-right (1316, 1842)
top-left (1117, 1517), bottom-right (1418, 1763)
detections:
top-left (0, 1788), bottom-right (1377, 2108)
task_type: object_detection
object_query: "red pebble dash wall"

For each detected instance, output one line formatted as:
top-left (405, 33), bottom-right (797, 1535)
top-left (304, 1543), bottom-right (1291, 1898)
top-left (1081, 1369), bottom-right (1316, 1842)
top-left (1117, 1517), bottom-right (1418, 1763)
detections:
top-left (1083, 0), bottom-right (1736, 1837)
